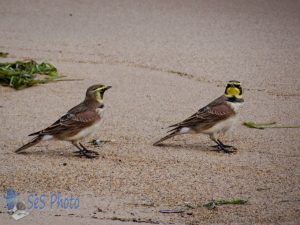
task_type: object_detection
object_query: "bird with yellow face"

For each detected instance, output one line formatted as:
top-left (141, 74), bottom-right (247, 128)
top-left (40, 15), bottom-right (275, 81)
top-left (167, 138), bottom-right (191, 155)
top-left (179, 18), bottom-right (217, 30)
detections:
top-left (15, 84), bottom-right (112, 158)
top-left (154, 80), bottom-right (244, 153)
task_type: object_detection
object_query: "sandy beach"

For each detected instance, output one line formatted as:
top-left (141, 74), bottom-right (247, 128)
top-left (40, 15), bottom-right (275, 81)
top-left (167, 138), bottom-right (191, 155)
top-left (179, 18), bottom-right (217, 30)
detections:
top-left (0, 0), bottom-right (299, 224)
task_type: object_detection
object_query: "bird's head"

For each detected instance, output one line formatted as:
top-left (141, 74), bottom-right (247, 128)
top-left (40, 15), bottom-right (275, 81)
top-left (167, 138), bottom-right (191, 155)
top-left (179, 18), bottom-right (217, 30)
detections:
top-left (224, 80), bottom-right (244, 102)
top-left (86, 84), bottom-right (112, 102)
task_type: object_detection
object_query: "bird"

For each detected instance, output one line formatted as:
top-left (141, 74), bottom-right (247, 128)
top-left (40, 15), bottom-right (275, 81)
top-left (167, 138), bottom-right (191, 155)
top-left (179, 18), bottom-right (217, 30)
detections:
top-left (153, 80), bottom-right (244, 153)
top-left (15, 84), bottom-right (112, 158)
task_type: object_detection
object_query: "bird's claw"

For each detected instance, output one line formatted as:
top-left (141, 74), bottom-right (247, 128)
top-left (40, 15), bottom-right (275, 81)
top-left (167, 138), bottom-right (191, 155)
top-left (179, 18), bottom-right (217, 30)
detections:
top-left (73, 150), bottom-right (98, 158)
top-left (79, 143), bottom-right (99, 155)
top-left (221, 144), bottom-right (237, 150)
top-left (211, 145), bottom-right (237, 154)
top-left (73, 143), bottom-right (99, 158)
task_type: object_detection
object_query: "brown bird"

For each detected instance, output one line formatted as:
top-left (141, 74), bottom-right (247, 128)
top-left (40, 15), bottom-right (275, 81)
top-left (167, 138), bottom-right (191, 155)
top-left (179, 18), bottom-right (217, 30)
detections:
top-left (153, 81), bottom-right (244, 153)
top-left (15, 84), bottom-right (112, 158)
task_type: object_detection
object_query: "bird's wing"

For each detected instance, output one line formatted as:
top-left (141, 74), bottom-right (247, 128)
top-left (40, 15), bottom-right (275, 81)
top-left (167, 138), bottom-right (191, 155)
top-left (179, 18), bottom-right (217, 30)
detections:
top-left (29, 104), bottom-right (100, 136)
top-left (168, 96), bottom-right (234, 132)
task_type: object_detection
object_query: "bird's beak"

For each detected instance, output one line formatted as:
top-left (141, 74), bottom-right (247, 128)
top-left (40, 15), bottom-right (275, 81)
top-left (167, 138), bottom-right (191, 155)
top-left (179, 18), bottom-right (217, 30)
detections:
top-left (103, 86), bottom-right (112, 91)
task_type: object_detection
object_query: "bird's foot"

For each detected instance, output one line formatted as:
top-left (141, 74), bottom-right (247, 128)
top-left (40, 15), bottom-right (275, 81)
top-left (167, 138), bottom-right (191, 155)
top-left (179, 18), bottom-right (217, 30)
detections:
top-left (211, 139), bottom-right (237, 153)
top-left (73, 149), bottom-right (98, 158)
top-left (79, 143), bottom-right (99, 155)
top-left (211, 144), bottom-right (237, 154)
top-left (221, 146), bottom-right (237, 154)
top-left (220, 144), bottom-right (237, 150)
top-left (73, 143), bottom-right (99, 158)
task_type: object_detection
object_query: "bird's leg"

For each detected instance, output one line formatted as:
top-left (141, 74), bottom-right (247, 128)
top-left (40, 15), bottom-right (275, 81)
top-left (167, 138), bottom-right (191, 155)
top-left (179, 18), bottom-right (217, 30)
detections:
top-left (215, 140), bottom-right (236, 153)
top-left (72, 142), bottom-right (98, 158)
top-left (210, 135), bottom-right (225, 151)
top-left (72, 142), bottom-right (83, 153)
top-left (79, 143), bottom-right (99, 155)
top-left (210, 135), bottom-right (219, 147)
top-left (217, 139), bottom-right (237, 150)
top-left (210, 135), bottom-right (235, 153)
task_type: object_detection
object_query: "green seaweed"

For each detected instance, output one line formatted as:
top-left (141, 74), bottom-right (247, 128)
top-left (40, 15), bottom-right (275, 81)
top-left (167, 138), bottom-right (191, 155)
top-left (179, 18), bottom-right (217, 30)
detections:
top-left (0, 60), bottom-right (60, 89)
top-left (243, 121), bottom-right (300, 129)
top-left (0, 52), bottom-right (9, 58)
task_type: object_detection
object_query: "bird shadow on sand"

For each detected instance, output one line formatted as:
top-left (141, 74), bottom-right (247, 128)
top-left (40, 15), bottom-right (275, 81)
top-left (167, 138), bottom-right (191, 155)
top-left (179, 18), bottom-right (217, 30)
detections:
top-left (155, 142), bottom-right (238, 154)
top-left (154, 142), bottom-right (220, 153)
top-left (15, 149), bottom-right (101, 159)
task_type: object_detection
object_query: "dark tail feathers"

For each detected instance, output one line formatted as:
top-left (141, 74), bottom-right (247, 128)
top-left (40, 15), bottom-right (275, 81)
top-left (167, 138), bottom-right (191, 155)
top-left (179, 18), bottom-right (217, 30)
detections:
top-left (15, 136), bottom-right (42, 153)
top-left (153, 131), bottom-right (178, 146)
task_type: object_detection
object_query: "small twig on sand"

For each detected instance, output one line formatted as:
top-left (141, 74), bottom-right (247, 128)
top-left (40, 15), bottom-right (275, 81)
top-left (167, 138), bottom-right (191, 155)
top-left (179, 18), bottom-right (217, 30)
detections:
top-left (103, 216), bottom-right (159, 224)
top-left (159, 209), bottom-right (185, 214)
top-left (203, 199), bottom-right (247, 210)
top-left (89, 139), bottom-right (116, 146)
top-left (52, 78), bottom-right (84, 82)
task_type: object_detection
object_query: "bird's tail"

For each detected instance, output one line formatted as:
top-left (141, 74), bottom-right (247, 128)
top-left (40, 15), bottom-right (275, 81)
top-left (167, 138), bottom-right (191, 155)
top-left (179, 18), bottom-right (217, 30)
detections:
top-left (15, 136), bottom-right (42, 153)
top-left (153, 131), bottom-right (178, 146)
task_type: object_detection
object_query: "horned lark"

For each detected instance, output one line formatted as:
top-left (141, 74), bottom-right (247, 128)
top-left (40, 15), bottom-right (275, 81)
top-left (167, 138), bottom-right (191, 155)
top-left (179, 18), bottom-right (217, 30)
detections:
top-left (15, 84), bottom-right (112, 158)
top-left (153, 80), bottom-right (244, 153)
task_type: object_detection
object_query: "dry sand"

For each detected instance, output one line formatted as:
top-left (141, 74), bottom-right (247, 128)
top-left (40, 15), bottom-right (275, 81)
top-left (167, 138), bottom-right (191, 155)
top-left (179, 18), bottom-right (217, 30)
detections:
top-left (0, 0), bottom-right (299, 224)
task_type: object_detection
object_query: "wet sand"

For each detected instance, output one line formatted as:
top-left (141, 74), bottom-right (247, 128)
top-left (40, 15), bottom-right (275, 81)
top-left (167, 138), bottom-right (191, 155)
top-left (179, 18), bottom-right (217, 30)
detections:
top-left (0, 0), bottom-right (299, 224)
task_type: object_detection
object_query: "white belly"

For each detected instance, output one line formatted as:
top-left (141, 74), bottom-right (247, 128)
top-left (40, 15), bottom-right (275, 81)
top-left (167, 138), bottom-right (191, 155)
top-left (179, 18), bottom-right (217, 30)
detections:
top-left (68, 106), bottom-right (105, 141)
top-left (96, 107), bottom-right (105, 117)
top-left (227, 101), bottom-right (244, 112)
top-left (202, 116), bottom-right (237, 135)
top-left (67, 120), bottom-right (102, 141)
